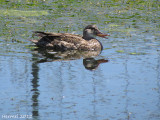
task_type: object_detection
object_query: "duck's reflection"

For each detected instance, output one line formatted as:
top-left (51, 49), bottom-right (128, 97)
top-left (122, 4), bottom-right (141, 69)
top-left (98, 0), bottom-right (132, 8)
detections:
top-left (83, 58), bottom-right (108, 70)
top-left (30, 48), bottom-right (109, 119)
top-left (31, 48), bottom-right (109, 70)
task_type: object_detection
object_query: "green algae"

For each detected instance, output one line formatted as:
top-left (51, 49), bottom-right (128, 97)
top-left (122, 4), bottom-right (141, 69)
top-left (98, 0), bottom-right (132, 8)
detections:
top-left (0, 9), bottom-right (48, 17)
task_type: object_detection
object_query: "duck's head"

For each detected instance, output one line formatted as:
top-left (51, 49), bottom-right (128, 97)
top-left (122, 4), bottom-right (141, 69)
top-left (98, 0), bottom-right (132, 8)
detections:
top-left (83, 25), bottom-right (109, 40)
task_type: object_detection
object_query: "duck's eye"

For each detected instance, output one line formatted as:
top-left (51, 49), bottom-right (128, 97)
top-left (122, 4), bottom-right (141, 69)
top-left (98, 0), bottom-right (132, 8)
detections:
top-left (89, 28), bottom-right (95, 32)
top-left (90, 28), bottom-right (95, 30)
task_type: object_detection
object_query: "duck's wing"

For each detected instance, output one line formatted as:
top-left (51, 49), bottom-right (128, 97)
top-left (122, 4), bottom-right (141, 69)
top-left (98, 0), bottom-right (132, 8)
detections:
top-left (34, 31), bottom-right (63, 37)
top-left (32, 31), bottom-right (87, 50)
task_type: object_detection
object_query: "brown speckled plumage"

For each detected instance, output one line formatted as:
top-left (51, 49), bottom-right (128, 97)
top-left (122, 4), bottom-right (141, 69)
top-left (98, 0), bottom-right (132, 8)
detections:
top-left (31, 25), bottom-right (109, 51)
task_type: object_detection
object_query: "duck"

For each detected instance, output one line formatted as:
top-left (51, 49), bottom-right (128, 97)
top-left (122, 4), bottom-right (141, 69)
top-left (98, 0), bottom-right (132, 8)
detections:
top-left (31, 25), bottom-right (109, 51)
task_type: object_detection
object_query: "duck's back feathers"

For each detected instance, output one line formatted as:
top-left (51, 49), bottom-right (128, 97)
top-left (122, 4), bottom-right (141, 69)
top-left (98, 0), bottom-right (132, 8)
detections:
top-left (34, 31), bottom-right (64, 37)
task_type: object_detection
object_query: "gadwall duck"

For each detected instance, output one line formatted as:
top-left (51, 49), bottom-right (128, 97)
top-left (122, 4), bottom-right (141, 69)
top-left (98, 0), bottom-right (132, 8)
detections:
top-left (31, 25), bottom-right (109, 51)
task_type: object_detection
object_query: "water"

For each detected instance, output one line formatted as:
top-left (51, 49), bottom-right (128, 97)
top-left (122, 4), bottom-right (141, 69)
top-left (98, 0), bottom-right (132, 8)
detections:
top-left (0, 0), bottom-right (160, 120)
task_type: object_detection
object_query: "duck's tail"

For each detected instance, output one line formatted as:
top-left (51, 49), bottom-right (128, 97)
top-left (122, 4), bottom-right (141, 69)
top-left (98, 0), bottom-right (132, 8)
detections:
top-left (29, 39), bottom-right (39, 43)
top-left (33, 31), bottom-right (54, 37)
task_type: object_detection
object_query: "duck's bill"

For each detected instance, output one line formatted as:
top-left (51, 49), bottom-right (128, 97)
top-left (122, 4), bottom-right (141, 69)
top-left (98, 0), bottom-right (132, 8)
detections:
top-left (97, 33), bottom-right (110, 38)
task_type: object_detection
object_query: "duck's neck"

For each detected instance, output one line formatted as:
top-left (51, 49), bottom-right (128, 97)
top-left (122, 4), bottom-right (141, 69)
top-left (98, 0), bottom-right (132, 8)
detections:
top-left (82, 36), bottom-right (95, 40)
top-left (82, 32), bottom-right (95, 40)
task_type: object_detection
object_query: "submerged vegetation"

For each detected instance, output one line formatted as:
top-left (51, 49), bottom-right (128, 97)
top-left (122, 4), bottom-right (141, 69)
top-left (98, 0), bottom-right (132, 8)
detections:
top-left (0, 0), bottom-right (159, 54)
top-left (0, 0), bottom-right (159, 32)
